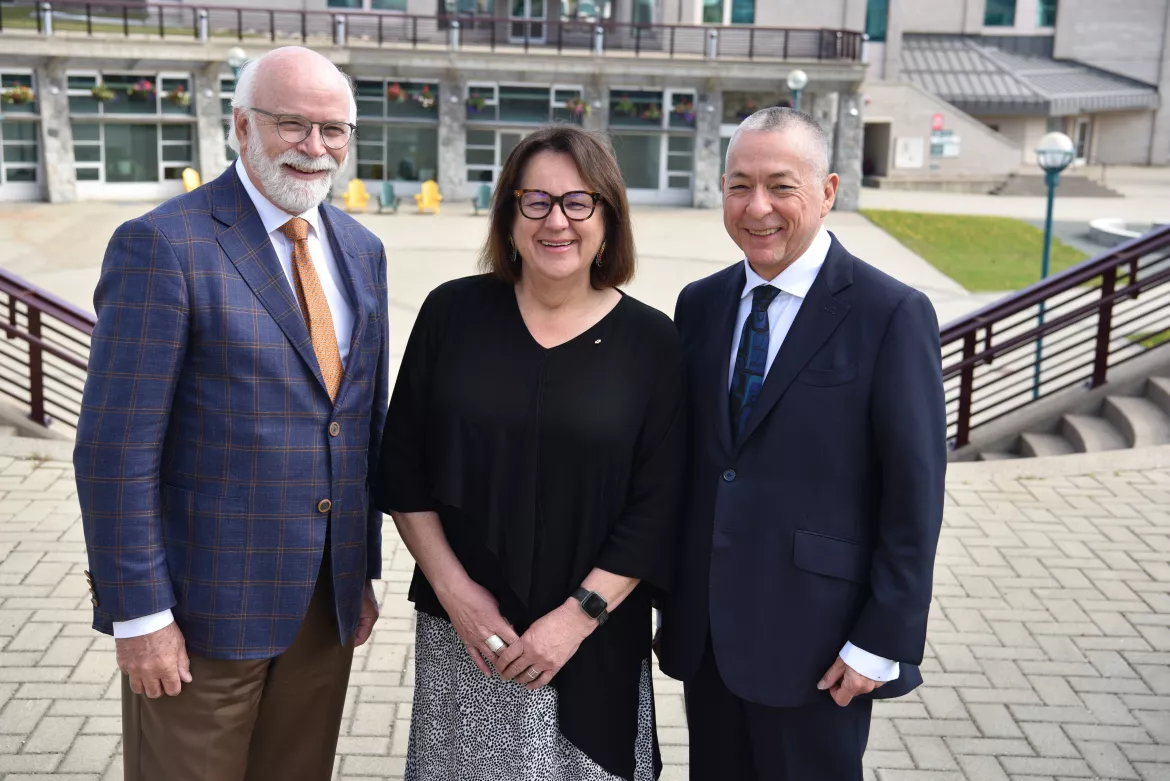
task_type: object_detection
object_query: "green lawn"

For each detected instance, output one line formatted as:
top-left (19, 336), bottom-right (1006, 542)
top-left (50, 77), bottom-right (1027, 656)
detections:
top-left (861, 210), bottom-right (1089, 292)
top-left (1127, 329), bottom-right (1170, 349)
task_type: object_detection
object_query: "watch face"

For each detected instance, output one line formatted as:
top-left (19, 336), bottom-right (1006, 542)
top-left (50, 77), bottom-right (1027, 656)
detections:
top-left (580, 592), bottom-right (606, 618)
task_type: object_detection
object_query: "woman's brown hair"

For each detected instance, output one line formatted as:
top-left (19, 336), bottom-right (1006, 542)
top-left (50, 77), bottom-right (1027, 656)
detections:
top-left (478, 124), bottom-right (635, 288)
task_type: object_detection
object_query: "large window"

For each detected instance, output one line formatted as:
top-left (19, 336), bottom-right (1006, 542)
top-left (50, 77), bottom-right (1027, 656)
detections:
top-left (984, 0), bottom-right (1016, 27)
top-left (0, 71), bottom-right (38, 185)
top-left (328, 0), bottom-right (407, 9)
top-left (1038, 0), bottom-right (1057, 27)
top-left (865, 0), bottom-right (888, 42)
top-left (609, 90), bottom-right (696, 131)
top-left (68, 72), bottom-right (194, 117)
top-left (72, 122), bottom-right (193, 184)
top-left (609, 88), bottom-right (695, 192)
top-left (631, 0), bottom-right (654, 24)
top-left (465, 84), bottom-right (586, 125)
top-left (353, 79), bottom-right (440, 183)
top-left (702, 0), bottom-right (753, 24)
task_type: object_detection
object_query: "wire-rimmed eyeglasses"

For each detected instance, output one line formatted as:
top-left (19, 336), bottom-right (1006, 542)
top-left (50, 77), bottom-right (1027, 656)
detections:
top-left (248, 107), bottom-right (356, 149)
top-left (514, 189), bottom-right (602, 221)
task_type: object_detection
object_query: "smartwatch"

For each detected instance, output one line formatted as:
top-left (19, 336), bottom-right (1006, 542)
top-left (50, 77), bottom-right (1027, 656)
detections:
top-left (571, 587), bottom-right (609, 626)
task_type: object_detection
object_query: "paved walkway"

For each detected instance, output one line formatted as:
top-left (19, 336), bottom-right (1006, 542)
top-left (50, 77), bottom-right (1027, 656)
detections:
top-left (0, 444), bottom-right (1167, 780)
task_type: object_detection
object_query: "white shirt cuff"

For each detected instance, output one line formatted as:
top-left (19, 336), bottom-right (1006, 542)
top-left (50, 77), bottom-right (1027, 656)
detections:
top-left (840, 641), bottom-right (900, 682)
top-left (112, 609), bottom-right (175, 639)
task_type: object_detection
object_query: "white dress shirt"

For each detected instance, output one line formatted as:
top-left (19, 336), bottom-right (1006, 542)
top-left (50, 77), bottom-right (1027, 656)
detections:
top-left (112, 159), bottom-right (355, 640)
top-left (728, 227), bottom-right (900, 684)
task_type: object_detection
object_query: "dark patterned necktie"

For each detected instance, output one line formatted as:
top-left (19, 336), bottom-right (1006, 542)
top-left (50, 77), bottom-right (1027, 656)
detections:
top-left (730, 284), bottom-right (781, 440)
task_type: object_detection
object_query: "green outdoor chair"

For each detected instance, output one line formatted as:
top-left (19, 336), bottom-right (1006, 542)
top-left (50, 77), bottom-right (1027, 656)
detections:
top-left (377, 181), bottom-right (401, 214)
top-left (473, 183), bottom-right (492, 215)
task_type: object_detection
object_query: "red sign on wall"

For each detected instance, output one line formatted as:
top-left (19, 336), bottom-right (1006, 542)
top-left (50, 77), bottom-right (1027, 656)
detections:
top-left (931, 113), bottom-right (945, 131)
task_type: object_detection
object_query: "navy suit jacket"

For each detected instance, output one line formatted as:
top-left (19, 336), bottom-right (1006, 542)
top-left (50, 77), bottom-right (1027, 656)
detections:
top-left (74, 165), bottom-right (389, 660)
top-left (659, 233), bottom-right (946, 708)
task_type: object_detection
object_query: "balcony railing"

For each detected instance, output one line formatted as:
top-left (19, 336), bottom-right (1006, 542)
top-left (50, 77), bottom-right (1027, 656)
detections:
top-left (942, 226), bottom-right (1170, 450)
top-left (0, 1), bottom-right (865, 62)
top-left (0, 268), bottom-right (94, 434)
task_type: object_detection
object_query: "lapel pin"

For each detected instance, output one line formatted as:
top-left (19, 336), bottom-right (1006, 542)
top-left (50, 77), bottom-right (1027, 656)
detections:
top-left (595, 339), bottom-right (602, 345)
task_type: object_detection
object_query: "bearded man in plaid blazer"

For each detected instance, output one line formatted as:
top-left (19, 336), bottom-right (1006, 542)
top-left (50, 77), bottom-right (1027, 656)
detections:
top-left (74, 47), bottom-right (388, 781)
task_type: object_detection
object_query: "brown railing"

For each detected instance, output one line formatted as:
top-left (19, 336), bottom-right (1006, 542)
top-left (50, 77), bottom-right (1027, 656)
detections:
top-left (942, 226), bottom-right (1170, 449)
top-left (0, 1), bottom-right (865, 62)
top-left (0, 268), bottom-right (94, 433)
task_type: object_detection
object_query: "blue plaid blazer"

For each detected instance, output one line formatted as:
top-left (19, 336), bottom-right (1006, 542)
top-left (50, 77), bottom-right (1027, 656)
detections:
top-left (74, 164), bottom-right (389, 660)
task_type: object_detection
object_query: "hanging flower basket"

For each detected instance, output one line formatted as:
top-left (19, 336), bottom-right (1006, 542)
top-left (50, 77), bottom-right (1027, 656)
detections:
top-left (614, 97), bottom-right (636, 116)
top-left (91, 84), bottom-right (115, 103)
top-left (640, 105), bottom-right (662, 122)
top-left (127, 79), bottom-right (155, 102)
top-left (414, 84), bottom-right (435, 110)
top-left (386, 82), bottom-right (404, 102)
top-left (564, 96), bottom-right (590, 117)
top-left (466, 92), bottom-right (486, 113)
top-left (165, 86), bottom-right (191, 108)
top-left (673, 100), bottom-right (695, 123)
top-left (2, 85), bottom-right (34, 105)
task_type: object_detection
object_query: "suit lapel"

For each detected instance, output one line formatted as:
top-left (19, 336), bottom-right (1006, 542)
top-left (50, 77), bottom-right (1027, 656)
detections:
top-left (211, 167), bottom-right (329, 396)
top-left (709, 264), bottom-right (745, 458)
top-left (734, 237), bottom-right (853, 451)
top-left (318, 205), bottom-right (369, 406)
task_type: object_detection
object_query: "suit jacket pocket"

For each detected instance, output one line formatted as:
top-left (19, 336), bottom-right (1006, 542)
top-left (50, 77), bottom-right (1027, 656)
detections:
top-left (795, 365), bottom-right (856, 386)
top-left (792, 530), bottom-right (871, 583)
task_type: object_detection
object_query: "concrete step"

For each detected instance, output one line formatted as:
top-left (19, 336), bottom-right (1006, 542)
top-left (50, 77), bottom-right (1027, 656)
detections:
top-left (1149, 376), bottom-right (1170, 417)
top-left (977, 451), bottom-right (1021, 461)
top-left (1062, 414), bottom-right (1128, 453)
top-left (1019, 432), bottom-right (1076, 458)
top-left (993, 174), bottom-right (1124, 198)
top-left (1103, 395), bottom-right (1170, 448)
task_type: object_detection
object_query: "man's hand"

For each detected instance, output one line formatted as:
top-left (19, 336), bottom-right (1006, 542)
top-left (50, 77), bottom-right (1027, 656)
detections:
top-left (116, 622), bottom-right (192, 699)
top-left (818, 655), bottom-right (884, 707)
top-left (354, 581), bottom-right (381, 647)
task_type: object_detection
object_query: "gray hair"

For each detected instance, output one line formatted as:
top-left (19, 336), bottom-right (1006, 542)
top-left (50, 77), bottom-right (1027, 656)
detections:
top-left (227, 47), bottom-right (357, 154)
top-left (726, 107), bottom-right (832, 181)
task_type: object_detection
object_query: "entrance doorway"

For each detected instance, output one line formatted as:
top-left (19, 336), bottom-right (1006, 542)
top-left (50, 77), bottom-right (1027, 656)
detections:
top-left (863, 121), bottom-right (892, 179)
top-left (509, 0), bottom-right (546, 44)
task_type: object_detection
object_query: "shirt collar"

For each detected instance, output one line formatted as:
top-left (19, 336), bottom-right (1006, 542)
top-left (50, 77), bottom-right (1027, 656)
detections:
top-left (740, 227), bottom-right (831, 301)
top-left (234, 158), bottom-right (321, 239)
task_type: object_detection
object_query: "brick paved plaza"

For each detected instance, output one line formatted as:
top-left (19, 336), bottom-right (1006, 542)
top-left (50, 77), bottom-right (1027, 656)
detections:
top-left (0, 444), bottom-right (1166, 780)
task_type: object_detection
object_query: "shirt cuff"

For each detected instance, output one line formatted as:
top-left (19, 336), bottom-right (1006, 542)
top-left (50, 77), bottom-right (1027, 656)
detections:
top-left (112, 609), bottom-right (175, 639)
top-left (840, 641), bottom-right (900, 682)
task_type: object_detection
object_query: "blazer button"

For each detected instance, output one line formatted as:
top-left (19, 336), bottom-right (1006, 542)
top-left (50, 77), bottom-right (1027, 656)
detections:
top-left (722, 469), bottom-right (736, 482)
top-left (329, 422), bottom-right (340, 437)
top-left (317, 499), bottom-right (332, 513)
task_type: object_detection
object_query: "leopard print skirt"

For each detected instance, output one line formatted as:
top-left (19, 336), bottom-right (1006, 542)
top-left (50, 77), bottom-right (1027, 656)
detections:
top-left (405, 611), bottom-right (656, 781)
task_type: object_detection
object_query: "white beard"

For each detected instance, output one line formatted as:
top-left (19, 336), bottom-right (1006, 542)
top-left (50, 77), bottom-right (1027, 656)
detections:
top-left (246, 129), bottom-right (344, 214)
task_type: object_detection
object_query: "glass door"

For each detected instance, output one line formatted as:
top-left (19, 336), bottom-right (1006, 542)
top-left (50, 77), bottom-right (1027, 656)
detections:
top-left (510, 0), bottom-right (546, 43)
top-left (1074, 117), bottom-right (1091, 164)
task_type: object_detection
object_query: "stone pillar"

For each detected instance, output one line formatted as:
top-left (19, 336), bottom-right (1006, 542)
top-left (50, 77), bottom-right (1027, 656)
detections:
top-left (1150, 2), bottom-right (1170, 165)
top-left (583, 77), bottom-right (606, 134)
top-left (833, 90), bottom-right (863, 212)
top-left (693, 84), bottom-right (722, 209)
top-left (811, 90), bottom-right (839, 167)
top-left (36, 60), bottom-right (76, 204)
top-left (438, 72), bottom-right (466, 202)
top-left (194, 62), bottom-right (228, 184)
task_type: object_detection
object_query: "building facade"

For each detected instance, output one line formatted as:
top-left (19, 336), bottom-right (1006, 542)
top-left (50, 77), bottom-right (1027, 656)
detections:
top-left (862, 0), bottom-right (1170, 187)
top-left (0, 0), bottom-right (867, 207)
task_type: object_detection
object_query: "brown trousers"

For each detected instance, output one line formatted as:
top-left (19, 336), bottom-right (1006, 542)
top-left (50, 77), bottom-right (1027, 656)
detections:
top-left (122, 564), bottom-right (355, 781)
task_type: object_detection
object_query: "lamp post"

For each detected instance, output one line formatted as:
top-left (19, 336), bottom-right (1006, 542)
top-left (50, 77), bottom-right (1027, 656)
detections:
top-left (786, 69), bottom-right (808, 113)
top-left (226, 47), bottom-right (247, 82)
top-left (1032, 131), bottom-right (1076, 399)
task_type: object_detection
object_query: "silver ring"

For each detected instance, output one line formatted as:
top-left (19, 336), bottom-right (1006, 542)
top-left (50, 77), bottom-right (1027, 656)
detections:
top-left (527, 667), bottom-right (541, 681)
top-left (485, 635), bottom-right (507, 654)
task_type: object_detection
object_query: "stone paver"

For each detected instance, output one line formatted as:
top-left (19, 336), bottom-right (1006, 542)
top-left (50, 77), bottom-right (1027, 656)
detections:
top-left (0, 447), bottom-right (1165, 779)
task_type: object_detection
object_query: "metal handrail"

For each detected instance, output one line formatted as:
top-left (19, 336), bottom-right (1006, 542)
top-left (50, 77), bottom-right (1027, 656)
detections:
top-left (0, 1), bottom-right (865, 62)
top-left (0, 268), bottom-right (94, 432)
top-left (941, 225), bottom-right (1170, 449)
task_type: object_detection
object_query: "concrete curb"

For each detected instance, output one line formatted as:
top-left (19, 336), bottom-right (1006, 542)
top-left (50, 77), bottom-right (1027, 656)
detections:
top-left (948, 442), bottom-right (1170, 482)
top-left (0, 435), bottom-right (75, 464)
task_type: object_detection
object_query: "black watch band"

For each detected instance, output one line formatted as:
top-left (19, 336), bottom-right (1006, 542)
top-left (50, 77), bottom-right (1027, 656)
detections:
top-left (571, 587), bottom-right (609, 626)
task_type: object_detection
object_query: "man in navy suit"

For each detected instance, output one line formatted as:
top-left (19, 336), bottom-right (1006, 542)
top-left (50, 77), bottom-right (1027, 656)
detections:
top-left (658, 108), bottom-right (946, 780)
top-left (75, 47), bottom-right (388, 780)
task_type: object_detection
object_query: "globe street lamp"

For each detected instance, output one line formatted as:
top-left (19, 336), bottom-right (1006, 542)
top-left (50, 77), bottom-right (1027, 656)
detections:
top-left (1032, 131), bottom-right (1077, 399)
top-left (226, 47), bottom-right (248, 82)
top-left (786, 69), bottom-right (809, 113)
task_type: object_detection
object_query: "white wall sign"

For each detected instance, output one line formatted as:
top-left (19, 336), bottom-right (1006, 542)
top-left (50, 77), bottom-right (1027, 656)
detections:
top-left (894, 137), bottom-right (925, 169)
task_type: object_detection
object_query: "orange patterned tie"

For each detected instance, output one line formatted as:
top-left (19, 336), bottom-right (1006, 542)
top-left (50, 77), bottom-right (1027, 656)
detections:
top-left (279, 217), bottom-right (343, 402)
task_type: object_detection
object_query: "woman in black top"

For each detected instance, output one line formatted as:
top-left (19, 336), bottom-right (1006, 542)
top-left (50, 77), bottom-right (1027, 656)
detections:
top-left (377, 124), bottom-right (686, 781)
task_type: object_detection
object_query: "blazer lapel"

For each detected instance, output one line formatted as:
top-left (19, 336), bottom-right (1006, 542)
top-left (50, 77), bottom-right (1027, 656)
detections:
top-left (318, 205), bottom-right (369, 406)
top-left (211, 167), bottom-right (329, 396)
top-left (734, 237), bottom-right (853, 451)
top-left (709, 264), bottom-right (746, 458)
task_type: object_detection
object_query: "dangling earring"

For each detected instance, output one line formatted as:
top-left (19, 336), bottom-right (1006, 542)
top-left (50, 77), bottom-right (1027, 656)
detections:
top-left (509, 237), bottom-right (519, 263)
top-left (594, 240), bottom-right (606, 268)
